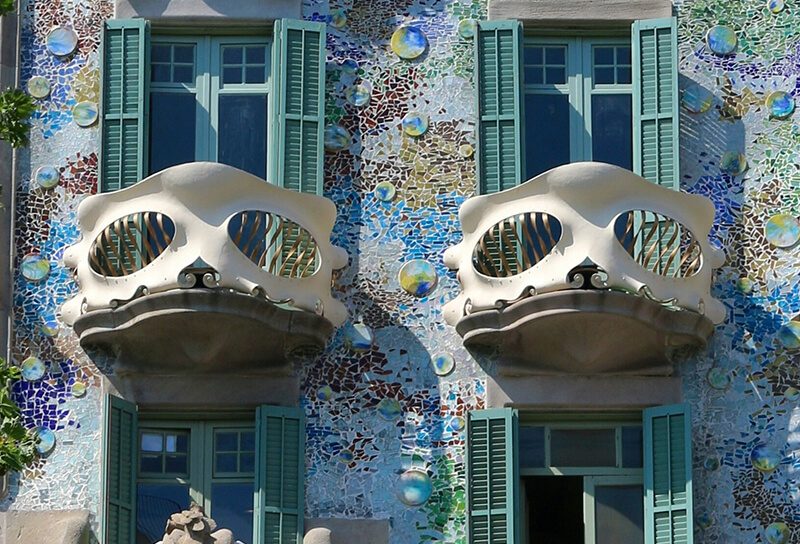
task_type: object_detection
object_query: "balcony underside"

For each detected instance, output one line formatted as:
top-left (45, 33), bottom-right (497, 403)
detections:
top-left (456, 290), bottom-right (714, 376)
top-left (73, 289), bottom-right (332, 374)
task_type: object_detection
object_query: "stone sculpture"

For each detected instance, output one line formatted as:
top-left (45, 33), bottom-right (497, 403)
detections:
top-left (159, 504), bottom-right (234, 544)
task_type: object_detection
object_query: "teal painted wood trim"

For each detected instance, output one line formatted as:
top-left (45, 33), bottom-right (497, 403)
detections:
top-left (272, 19), bottom-right (326, 194)
top-left (475, 20), bottom-right (524, 194)
top-left (255, 405), bottom-right (306, 544)
top-left (103, 395), bottom-right (138, 544)
top-left (632, 17), bottom-right (679, 190)
top-left (467, 408), bottom-right (519, 544)
top-left (101, 19), bottom-right (149, 192)
top-left (643, 403), bottom-right (693, 544)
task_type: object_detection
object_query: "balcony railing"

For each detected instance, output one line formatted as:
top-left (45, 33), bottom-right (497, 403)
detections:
top-left (60, 162), bottom-right (348, 371)
top-left (444, 162), bottom-right (725, 374)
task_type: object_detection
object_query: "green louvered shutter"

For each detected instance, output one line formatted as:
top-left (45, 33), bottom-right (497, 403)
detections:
top-left (272, 19), bottom-right (325, 194)
top-left (255, 405), bottom-right (305, 544)
top-left (644, 404), bottom-right (693, 544)
top-left (632, 17), bottom-right (679, 275)
top-left (103, 395), bottom-right (137, 544)
top-left (101, 19), bottom-right (148, 192)
top-left (467, 408), bottom-right (518, 544)
top-left (475, 20), bottom-right (524, 194)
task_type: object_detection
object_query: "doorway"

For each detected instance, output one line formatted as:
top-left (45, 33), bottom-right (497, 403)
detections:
top-left (524, 476), bottom-right (584, 543)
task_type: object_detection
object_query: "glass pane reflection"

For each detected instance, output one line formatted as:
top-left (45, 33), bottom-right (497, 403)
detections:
top-left (136, 483), bottom-right (190, 544)
top-left (525, 93), bottom-right (570, 178)
top-left (211, 482), bottom-right (255, 544)
top-left (595, 484), bottom-right (644, 544)
top-left (149, 92), bottom-right (196, 174)
top-left (218, 95), bottom-right (267, 178)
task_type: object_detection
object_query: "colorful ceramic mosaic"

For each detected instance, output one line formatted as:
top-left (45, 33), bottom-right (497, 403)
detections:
top-left (6, 0), bottom-right (800, 543)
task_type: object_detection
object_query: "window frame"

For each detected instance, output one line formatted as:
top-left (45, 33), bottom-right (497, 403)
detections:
top-left (522, 34), bottom-right (633, 174)
top-left (148, 34), bottom-right (272, 178)
top-left (583, 474), bottom-right (645, 544)
top-left (519, 414), bottom-right (643, 477)
top-left (136, 417), bottom-right (257, 539)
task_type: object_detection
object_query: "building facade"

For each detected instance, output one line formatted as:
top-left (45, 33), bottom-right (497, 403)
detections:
top-left (0, 0), bottom-right (799, 543)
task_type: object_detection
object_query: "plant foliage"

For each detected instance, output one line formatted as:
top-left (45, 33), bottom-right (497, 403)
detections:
top-left (0, 88), bottom-right (35, 148)
top-left (0, 358), bottom-right (36, 474)
top-left (0, 0), bottom-right (14, 18)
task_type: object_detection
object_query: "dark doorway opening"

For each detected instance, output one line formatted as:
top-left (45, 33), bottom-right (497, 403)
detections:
top-left (525, 476), bottom-right (584, 544)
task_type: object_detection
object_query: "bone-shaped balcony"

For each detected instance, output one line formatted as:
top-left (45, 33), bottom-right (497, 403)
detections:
top-left (61, 163), bottom-right (348, 376)
top-left (444, 162), bottom-right (725, 375)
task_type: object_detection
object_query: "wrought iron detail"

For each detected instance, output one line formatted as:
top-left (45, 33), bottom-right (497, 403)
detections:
top-left (89, 212), bottom-right (175, 277)
top-left (472, 212), bottom-right (561, 278)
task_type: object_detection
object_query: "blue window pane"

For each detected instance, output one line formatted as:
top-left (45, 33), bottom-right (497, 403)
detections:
top-left (137, 483), bottom-right (190, 544)
top-left (141, 433), bottom-right (162, 452)
top-left (525, 67), bottom-right (543, 85)
top-left (223, 46), bottom-right (243, 64)
top-left (223, 67), bottom-right (242, 85)
top-left (617, 66), bottom-right (632, 85)
top-left (595, 67), bottom-right (615, 85)
top-left (139, 454), bottom-right (162, 473)
top-left (621, 426), bottom-right (643, 468)
top-left (591, 94), bottom-right (632, 170)
top-left (246, 46), bottom-right (266, 64)
top-left (164, 454), bottom-right (188, 474)
top-left (245, 66), bottom-right (265, 84)
top-left (545, 46), bottom-right (565, 65)
top-left (594, 47), bottom-right (615, 65)
top-left (173, 45), bottom-right (194, 63)
top-left (218, 94), bottom-right (268, 178)
top-left (524, 46), bottom-right (543, 65)
top-left (173, 65), bottom-right (194, 84)
top-left (520, 426), bottom-right (545, 467)
top-left (151, 44), bottom-right (170, 63)
top-left (240, 452), bottom-right (255, 473)
top-left (211, 483), bottom-right (255, 544)
top-left (241, 431), bottom-right (255, 451)
top-left (151, 64), bottom-right (171, 83)
top-left (216, 452), bottom-right (237, 473)
top-left (545, 67), bottom-right (565, 85)
top-left (618, 46), bottom-right (632, 65)
top-left (216, 431), bottom-right (238, 452)
top-left (149, 92), bottom-right (196, 174)
top-left (594, 485), bottom-right (645, 544)
top-left (524, 93), bottom-right (571, 178)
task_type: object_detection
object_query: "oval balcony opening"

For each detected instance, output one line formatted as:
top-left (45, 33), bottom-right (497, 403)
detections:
top-left (89, 212), bottom-right (176, 277)
top-left (228, 210), bottom-right (320, 278)
top-left (614, 210), bottom-right (703, 279)
top-left (472, 212), bottom-right (562, 278)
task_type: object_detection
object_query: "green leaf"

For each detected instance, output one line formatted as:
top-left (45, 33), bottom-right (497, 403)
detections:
top-left (0, 88), bottom-right (36, 148)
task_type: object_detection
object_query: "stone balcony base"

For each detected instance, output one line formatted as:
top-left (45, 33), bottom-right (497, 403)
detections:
top-left (456, 289), bottom-right (715, 375)
top-left (73, 289), bottom-right (332, 374)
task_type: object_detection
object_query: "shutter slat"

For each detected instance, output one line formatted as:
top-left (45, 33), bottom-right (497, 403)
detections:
top-left (101, 19), bottom-right (148, 193)
top-left (103, 395), bottom-right (137, 544)
top-left (644, 404), bottom-right (694, 544)
top-left (256, 405), bottom-right (305, 544)
top-left (476, 21), bottom-right (524, 194)
top-left (467, 409), bottom-right (517, 544)
top-left (273, 19), bottom-right (325, 195)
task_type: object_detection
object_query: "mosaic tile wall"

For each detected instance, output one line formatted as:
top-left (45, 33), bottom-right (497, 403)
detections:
top-left (4, 0), bottom-right (800, 543)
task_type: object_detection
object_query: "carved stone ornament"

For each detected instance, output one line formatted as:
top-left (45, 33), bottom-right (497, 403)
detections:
top-left (160, 504), bottom-right (234, 544)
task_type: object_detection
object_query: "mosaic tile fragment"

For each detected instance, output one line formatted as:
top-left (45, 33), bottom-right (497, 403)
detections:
top-left (777, 321), bottom-right (800, 349)
top-left (682, 85), bottom-right (713, 113)
top-left (343, 322), bottom-right (373, 352)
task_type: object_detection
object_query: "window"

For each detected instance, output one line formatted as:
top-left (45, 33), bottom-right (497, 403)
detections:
top-left (101, 19), bottom-right (325, 194)
top-left (523, 39), bottom-right (633, 178)
top-left (136, 422), bottom-right (256, 544)
top-left (104, 397), bottom-right (304, 544)
top-left (475, 18), bottom-right (678, 193)
top-left (149, 37), bottom-right (271, 178)
top-left (466, 405), bottom-right (692, 544)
